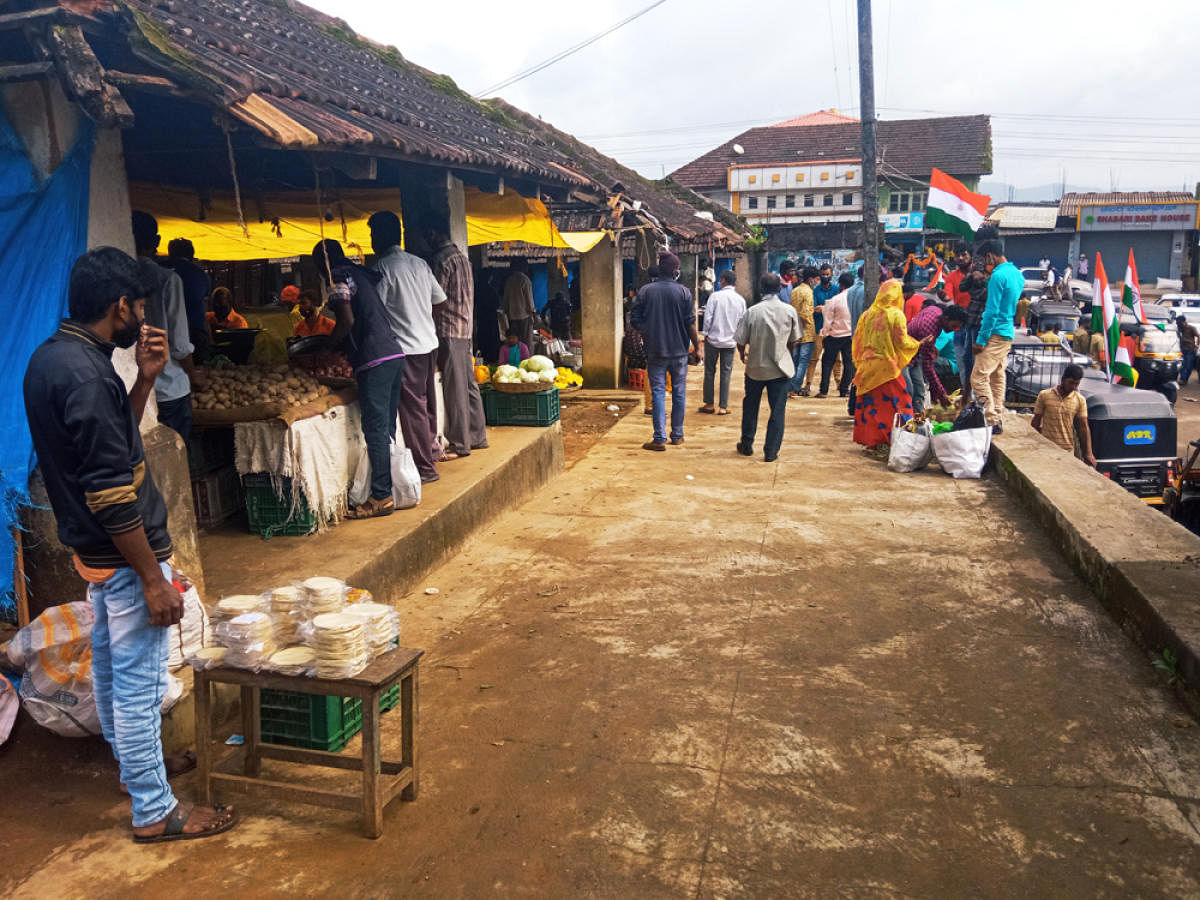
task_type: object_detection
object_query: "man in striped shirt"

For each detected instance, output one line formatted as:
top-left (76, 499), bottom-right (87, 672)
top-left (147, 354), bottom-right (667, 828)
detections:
top-left (429, 230), bottom-right (488, 459)
top-left (907, 304), bottom-right (968, 412)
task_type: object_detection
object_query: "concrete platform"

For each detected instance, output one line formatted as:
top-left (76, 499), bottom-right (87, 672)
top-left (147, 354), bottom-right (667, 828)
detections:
top-left (993, 418), bottom-right (1200, 706)
top-left (200, 421), bottom-right (563, 606)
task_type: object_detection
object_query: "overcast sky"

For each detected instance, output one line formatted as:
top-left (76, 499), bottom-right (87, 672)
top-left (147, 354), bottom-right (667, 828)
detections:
top-left (309, 0), bottom-right (1200, 200)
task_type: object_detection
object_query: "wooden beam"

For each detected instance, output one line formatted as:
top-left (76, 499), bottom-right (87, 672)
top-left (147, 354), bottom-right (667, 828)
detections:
top-left (0, 61), bottom-right (53, 83)
top-left (103, 70), bottom-right (177, 90)
top-left (12, 529), bottom-right (28, 629)
top-left (0, 7), bottom-right (64, 30)
top-left (47, 23), bottom-right (133, 127)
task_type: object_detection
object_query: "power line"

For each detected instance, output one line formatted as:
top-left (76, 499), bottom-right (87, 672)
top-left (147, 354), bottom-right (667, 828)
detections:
top-left (475, 0), bottom-right (669, 97)
top-left (827, 0), bottom-right (842, 109)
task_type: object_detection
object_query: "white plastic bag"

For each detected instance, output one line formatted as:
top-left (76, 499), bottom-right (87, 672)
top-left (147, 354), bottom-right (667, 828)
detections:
top-left (347, 439), bottom-right (371, 508)
top-left (887, 414), bottom-right (934, 473)
top-left (932, 426), bottom-right (993, 479)
top-left (0, 673), bottom-right (17, 746)
top-left (391, 441), bottom-right (422, 509)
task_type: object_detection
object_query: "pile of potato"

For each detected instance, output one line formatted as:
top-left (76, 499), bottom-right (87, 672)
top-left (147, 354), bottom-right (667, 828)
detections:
top-left (193, 365), bottom-right (332, 411)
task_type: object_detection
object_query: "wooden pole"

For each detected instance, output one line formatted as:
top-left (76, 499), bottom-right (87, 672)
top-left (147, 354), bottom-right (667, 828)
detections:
top-left (858, 0), bottom-right (880, 302)
top-left (12, 528), bottom-right (28, 628)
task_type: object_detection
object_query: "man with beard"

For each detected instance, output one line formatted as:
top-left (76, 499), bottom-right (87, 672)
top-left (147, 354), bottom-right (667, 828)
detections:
top-left (23, 247), bottom-right (237, 843)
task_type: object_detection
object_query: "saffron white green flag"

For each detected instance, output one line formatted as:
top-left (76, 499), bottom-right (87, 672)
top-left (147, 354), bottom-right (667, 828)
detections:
top-left (1122, 248), bottom-right (1146, 324)
top-left (1095, 252), bottom-right (1136, 384)
top-left (925, 168), bottom-right (990, 240)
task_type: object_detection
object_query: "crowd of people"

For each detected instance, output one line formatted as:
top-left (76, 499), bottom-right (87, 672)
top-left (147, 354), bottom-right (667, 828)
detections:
top-left (628, 228), bottom-right (1063, 464)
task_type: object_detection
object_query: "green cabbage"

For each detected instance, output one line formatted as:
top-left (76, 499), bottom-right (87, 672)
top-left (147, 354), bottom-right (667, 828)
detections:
top-left (520, 355), bottom-right (556, 373)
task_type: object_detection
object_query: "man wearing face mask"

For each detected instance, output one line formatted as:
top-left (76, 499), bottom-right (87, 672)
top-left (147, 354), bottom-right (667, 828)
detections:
top-left (24, 247), bottom-right (238, 843)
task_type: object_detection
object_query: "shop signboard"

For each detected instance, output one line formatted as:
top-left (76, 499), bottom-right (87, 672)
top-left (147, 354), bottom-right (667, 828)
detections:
top-left (1077, 202), bottom-right (1199, 232)
top-left (880, 212), bottom-right (924, 233)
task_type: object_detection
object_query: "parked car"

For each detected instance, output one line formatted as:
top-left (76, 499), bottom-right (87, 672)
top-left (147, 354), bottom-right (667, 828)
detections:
top-left (1158, 292), bottom-right (1200, 309)
top-left (1019, 266), bottom-right (1046, 287)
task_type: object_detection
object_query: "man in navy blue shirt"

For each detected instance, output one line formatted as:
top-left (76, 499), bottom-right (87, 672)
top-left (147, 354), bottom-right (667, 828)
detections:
top-left (631, 251), bottom-right (703, 451)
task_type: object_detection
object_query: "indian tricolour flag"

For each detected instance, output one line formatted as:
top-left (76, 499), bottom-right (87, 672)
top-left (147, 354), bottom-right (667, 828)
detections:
top-left (1123, 248), bottom-right (1147, 324)
top-left (1095, 252), bottom-right (1136, 384)
top-left (925, 168), bottom-right (991, 240)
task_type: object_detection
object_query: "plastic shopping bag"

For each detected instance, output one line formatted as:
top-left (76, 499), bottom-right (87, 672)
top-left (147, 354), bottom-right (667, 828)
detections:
top-left (348, 439), bottom-right (371, 508)
top-left (888, 414), bottom-right (934, 473)
top-left (166, 581), bottom-right (209, 671)
top-left (390, 441), bottom-right (422, 510)
top-left (931, 426), bottom-right (992, 479)
top-left (952, 400), bottom-right (988, 431)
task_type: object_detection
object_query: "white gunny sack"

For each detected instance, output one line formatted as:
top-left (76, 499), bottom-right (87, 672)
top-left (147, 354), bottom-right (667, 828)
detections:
top-left (887, 414), bottom-right (934, 473)
top-left (932, 426), bottom-right (992, 479)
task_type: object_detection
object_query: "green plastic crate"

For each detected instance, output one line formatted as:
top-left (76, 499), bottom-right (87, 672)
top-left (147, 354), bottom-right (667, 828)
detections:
top-left (243, 473), bottom-right (318, 539)
top-left (480, 385), bottom-right (559, 427)
top-left (259, 689), bottom-right (362, 752)
top-left (380, 683), bottom-right (400, 713)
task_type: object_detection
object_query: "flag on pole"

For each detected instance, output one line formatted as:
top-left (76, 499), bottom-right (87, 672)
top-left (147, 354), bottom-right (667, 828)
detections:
top-left (1122, 248), bottom-right (1147, 324)
top-left (925, 168), bottom-right (991, 241)
top-left (1095, 252), bottom-right (1136, 384)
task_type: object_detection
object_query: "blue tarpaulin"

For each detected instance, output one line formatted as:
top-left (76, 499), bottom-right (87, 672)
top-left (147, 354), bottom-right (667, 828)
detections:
top-left (0, 107), bottom-right (93, 618)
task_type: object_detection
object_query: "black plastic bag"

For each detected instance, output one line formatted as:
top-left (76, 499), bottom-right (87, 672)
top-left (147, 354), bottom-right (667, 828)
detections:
top-left (952, 400), bottom-right (987, 431)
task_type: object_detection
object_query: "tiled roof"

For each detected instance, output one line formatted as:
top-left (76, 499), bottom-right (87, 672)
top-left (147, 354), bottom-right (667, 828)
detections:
top-left (90, 0), bottom-right (594, 187)
top-left (1059, 191), bottom-right (1196, 217)
top-left (489, 101), bottom-right (746, 250)
top-left (672, 115), bottom-right (991, 190)
top-left (770, 109), bottom-right (859, 128)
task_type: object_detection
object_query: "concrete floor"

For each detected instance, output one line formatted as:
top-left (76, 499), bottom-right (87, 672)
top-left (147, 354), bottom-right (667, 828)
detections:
top-left (4, 371), bottom-right (1200, 897)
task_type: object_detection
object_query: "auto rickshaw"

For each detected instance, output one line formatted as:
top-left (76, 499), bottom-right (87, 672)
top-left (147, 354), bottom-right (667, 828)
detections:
top-left (1164, 439), bottom-right (1200, 533)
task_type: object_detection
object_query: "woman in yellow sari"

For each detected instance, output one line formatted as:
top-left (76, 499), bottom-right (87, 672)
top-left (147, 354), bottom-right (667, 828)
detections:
top-left (851, 279), bottom-right (920, 450)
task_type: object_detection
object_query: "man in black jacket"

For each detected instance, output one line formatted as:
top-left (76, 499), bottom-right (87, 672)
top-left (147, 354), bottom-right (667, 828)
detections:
top-left (23, 247), bottom-right (236, 843)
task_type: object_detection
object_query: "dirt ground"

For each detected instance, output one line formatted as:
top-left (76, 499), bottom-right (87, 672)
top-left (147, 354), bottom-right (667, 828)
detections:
top-left (3, 370), bottom-right (1199, 897)
top-left (559, 398), bottom-right (638, 466)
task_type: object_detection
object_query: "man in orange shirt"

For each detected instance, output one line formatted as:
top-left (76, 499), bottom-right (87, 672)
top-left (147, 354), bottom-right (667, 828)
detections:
top-left (941, 248), bottom-right (972, 309)
top-left (293, 291), bottom-right (335, 337)
top-left (902, 283), bottom-right (925, 322)
top-left (205, 286), bottom-right (248, 329)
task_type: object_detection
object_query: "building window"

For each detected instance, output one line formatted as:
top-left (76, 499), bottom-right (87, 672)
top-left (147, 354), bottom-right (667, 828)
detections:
top-left (888, 190), bottom-right (925, 213)
top-left (771, 173), bottom-right (781, 183)
top-left (823, 194), bottom-right (834, 207)
top-left (796, 172), bottom-right (805, 182)
top-left (748, 175), bottom-right (757, 184)
top-left (888, 193), bottom-right (899, 213)
top-left (804, 194), bottom-right (814, 207)
top-left (747, 196), bottom-right (758, 209)
top-left (912, 191), bottom-right (926, 211)
top-left (766, 196), bottom-right (777, 209)
top-left (846, 171), bottom-right (855, 180)
top-left (842, 192), bottom-right (854, 206)
top-left (785, 195), bottom-right (796, 208)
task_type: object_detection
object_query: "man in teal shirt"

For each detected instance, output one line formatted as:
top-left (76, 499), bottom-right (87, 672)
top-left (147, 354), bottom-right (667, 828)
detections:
top-left (971, 238), bottom-right (1023, 432)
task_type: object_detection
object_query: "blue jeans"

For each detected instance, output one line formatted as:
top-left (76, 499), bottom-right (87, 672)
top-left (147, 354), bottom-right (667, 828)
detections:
top-left (90, 562), bottom-right (177, 827)
top-left (740, 375), bottom-right (790, 459)
top-left (954, 327), bottom-right (977, 390)
top-left (648, 355), bottom-right (689, 443)
top-left (789, 342), bottom-right (815, 392)
top-left (156, 395), bottom-right (193, 444)
top-left (1182, 349), bottom-right (1196, 386)
top-left (357, 357), bottom-right (406, 500)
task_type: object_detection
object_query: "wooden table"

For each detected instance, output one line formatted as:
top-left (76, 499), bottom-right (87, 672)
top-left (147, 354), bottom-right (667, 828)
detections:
top-left (193, 646), bottom-right (422, 838)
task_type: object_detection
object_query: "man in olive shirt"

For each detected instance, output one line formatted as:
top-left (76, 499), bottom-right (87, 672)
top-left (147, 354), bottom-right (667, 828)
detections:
top-left (1032, 365), bottom-right (1096, 466)
top-left (736, 273), bottom-right (802, 462)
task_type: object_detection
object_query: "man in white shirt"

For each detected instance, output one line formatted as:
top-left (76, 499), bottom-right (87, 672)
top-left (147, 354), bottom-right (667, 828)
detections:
top-left (368, 211), bottom-right (447, 484)
top-left (734, 273), bottom-right (802, 463)
top-left (817, 272), bottom-right (857, 398)
top-left (698, 269), bottom-right (747, 415)
top-left (502, 259), bottom-right (536, 347)
top-left (1039, 254), bottom-right (1050, 272)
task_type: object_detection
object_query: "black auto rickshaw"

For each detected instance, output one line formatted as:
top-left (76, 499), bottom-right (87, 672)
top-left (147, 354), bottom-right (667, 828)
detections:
top-left (1027, 299), bottom-right (1081, 336)
top-left (1081, 380), bottom-right (1178, 505)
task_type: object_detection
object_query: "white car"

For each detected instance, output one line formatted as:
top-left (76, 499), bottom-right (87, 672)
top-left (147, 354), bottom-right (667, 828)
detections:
top-left (1158, 292), bottom-right (1200, 309)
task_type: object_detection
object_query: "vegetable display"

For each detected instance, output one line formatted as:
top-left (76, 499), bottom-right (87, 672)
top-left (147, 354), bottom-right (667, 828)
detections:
top-left (294, 353), bottom-right (354, 380)
top-left (194, 365), bottom-right (332, 411)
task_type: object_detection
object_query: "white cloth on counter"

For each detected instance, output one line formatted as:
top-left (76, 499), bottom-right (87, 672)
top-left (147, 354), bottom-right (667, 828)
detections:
top-left (236, 403), bottom-right (369, 530)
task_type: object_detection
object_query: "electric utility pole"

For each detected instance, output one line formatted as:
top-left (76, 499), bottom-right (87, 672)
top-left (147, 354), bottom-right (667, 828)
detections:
top-left (858, 0), bottom-right (879, 301)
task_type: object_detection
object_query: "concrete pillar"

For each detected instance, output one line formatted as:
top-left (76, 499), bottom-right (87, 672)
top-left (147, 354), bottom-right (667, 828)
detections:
top-left (581, 235), bottom-right (621, 389)
top-left (1068, 232), bottom-right (1081, 271)
top-left (1170, 230), bottom-right (1185, 281)
top-left (398, 168), bottom-right (468, 257)
top-left (734, 252), bottom-right (753, 302)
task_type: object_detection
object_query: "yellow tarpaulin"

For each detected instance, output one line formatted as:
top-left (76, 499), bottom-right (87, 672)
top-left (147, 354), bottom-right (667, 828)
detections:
top-left (127, 182), bottom-right (601, 261)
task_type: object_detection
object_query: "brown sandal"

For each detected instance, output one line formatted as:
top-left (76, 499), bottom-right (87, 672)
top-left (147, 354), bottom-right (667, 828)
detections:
top-left (133, 802), bottom-right (238, 844)
top-left (347, 496), bottom-right (395, 519)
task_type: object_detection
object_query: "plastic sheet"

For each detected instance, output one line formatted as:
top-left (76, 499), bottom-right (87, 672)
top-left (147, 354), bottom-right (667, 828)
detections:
top-left (0, 109), bottom-right (94, 618)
